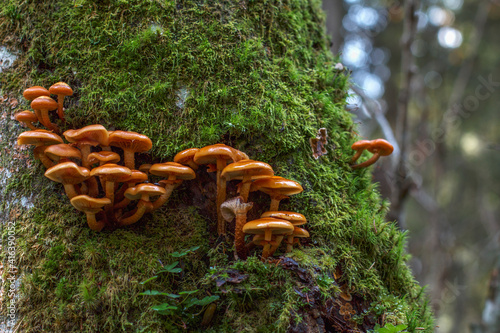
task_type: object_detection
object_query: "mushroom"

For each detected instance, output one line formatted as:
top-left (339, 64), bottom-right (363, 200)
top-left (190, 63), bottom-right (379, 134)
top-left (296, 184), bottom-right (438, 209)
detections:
top-left (242, 217), bottom-right (294, 259)
top-left (220, 196), bottom-right (253, 260)
top-left (44, 144), bottom-right (82, 164)
top-left (174, 148), bottom-right (200, 170)
top-left (14, 111), bottom-right (40, 130)
top-left (351, 139), bottom-right (394, 169)
top-left (90, 163), bottom-right (131, 218)
top-left (284, 227), bottom-right (309, 253)
top-left (149, 162), bottom-right (196, 211)
top-left (194, 144), bottom-right (238, 236)
top-left (108, 130), bottom-right (152, 169)
top-left (350, 140), bottom-right (372, 164)
top-left (23, 86), bottom-right (50, 101)
top-left (221, 159), bottom-right (274, 202)
top-left (138, 164), bottom-right (152, 178)
top-left (17, 129), bottom-right (64, 168)
top-left (44, 161), bottom-right (90, 199)
top-left (30, 96), bottom-right (59, 132)
top-left (64, 125), bottom-right (109, 197)
top-left (70, 195), bottom-right (110, 231)
top-left (260, 211), bottom-right (307, 254)
top-left (113, 170), bottom-right (149, 210)
top-left (49, 82), bottom-right (73, 121)
top-left (88, 151), bottom-right (121, 167)
top-left (249, 176), bottom-right (303, 211)
top-left (63, 125), bottom-right (109, 168)
top-left (118, 184), bottom-right (166, 226)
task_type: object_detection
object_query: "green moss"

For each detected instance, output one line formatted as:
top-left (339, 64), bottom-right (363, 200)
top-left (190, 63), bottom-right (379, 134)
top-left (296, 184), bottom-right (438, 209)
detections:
top-left (0, 0), bottom-right (433, 331)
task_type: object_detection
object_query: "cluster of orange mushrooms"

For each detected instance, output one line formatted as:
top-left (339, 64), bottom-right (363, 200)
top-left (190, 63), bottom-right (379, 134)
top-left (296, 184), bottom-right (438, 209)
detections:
top-left (14, 83), bottom-right (394, 260)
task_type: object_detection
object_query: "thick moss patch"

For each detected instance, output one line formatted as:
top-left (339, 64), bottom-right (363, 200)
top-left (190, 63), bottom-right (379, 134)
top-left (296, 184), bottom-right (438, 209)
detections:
top-left (0, 0), bottom-right (433, 332)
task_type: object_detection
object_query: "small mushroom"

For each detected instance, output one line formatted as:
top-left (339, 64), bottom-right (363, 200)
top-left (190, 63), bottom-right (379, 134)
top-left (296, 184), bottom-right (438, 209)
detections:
top-left (23, 86), bottom-right (50, 101)
top-left (261, 211), bottom-right (307, 254)
top-left (44, 162), bottom-right (90, 199)
top-left (220, 196), bottom-right (253, 260)
top-left (243, 217), bottom-right (294, 259)
top-left (17, 129), bottom-right (64, 168)
top-left (108, 130), bottom-right (152, 169)
top-left (149, 162), bottom-right (196, 211)
top-left (350, 140), bottom-right (372, 164)
top-left (49, 82), bottom-right (73, 121)
top-left (351, 139), bottom-right (394, 169)
top-left (138, 164), bottom-right (152, 177)
top-left (31, 96), bottom-right (59, 132)
top-left (119, 184), bottom-right (166, 226)
top-left (194, 144), bottom-right (238, 236)
top-left (113, 170), bottom-right (149, 210)
top-left (14, 111), bottom-right (40, 130)
top-left (70, 195), bottom-right (110, 231)
top-left (174, 148), bottom-right (200, 170)
top-left (88, 151), bottom-right (121, 167)
top-left (44, 144), bottom-right (82, 164)
top-left (221, 159), bottom-right (274, 203)
top-left (250, 176), bottom-right (303, 211)
top-left (90, 163), bottom-right (131, 218)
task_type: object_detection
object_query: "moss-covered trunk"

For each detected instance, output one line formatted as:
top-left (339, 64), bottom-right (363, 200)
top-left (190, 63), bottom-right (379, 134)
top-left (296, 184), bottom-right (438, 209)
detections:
top-left (0, 0), bottom-right (433, 331)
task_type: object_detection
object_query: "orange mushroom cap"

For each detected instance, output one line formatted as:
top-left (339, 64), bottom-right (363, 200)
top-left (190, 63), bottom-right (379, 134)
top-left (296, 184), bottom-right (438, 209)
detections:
top-left (90, 163), bottom-right (131, 181)
top-left (71, 195), bottom-right (110, 215)
top-left (23, 86), bottom-right (50, 101)
top-left (174, 148), bottom-right (200, 169)
top-left (31, 96), bottom-right (58, 112)
top-left (108, 130), bottom-right (152, 153)
top-left (49, 82), bottom-right (73, 97)
top-left (45, 161), bottom-right (90, 185)
top-left (221, 159), bottom-right (274, 181)
top-left (250, 176), bottom-right (303, 197)
top-left (367, 139), bottom-right (394, 156)
top-left (261, 211), bottom-right (307, 226)
top-left (351, 140), bottom-right (372, 151)
top-left (193, 144), bottom-right (237, 165)
top-left (88, 151), bottom-right (121, 165)
top-left (124, 183), bottom-right (166, 200)
top-left (17, 129), bottom-right (63, 146)
top-left (14, 111), bottom-right (39, 129)
top-left (44, 144), bottom-right (82, 162)
top-left (63, 124), bottom-right (109, 146)
top-left (150, 162), bottom-right (196, 182)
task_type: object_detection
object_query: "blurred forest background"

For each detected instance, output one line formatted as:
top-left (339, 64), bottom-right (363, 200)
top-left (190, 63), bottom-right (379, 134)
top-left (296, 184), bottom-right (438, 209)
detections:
top-left (322, 0), bottom-right (500, 332)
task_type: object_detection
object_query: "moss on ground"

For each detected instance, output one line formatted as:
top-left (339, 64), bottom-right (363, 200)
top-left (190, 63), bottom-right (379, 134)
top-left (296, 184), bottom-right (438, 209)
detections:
top-left (0, 0), bottom-right (433, 331)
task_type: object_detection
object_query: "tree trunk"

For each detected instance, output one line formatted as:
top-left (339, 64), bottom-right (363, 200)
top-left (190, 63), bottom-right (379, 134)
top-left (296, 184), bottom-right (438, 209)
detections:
top-left (0, 0), bottom-right (433, 331)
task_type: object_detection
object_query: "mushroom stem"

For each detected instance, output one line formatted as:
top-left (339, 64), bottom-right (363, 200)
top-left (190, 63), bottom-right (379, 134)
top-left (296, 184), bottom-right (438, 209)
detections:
top-left (351, 152), bottom-right (380, 169)
top-left (63, 184), bottom-right (79, 199)
top-left (80, 145), bottom-right (91, 169)
top-left (234, 210), bottom-right (250, 260)
top-left (104, 180), bottom-right (116, 210)
top-left (56, 95), bottom-right (65, 121)
top-left (85, 212), bottom-right (105, 231)
top-left (216, 159), bottom-right (228, 235)
top-left (123, 150), bottom-right (135, 169)
top-left (262, 228), bottom-right (273, 259)
top-left (118, 200), bottom-right (149, 226)
top-left (34, 146), bottom-right (54, 168)
top-left (40, 109), bottom-right (58, 133)
top-left (286, 235), bottom-right (295, 253)
top-left (151, 183), bottom-right (176, 211)
top-left (351, 150), bottom-right (365, 163)
top-left (269, 235), bottom-right (285, 256)
top-left (239, 175), bottom-right (252, 202)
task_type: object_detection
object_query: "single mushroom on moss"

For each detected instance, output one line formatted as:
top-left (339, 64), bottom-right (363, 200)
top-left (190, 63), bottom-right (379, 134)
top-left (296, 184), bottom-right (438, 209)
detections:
top-left (221, 159), bottom-right (274, 203)
top-left (31, 96), bottom-right (60, 132)
top-left (149, 162), bottom-right (196, 211)
top-left (70, 195), bottom-right (110, 231)
top-left (14, 110), bottom-right (40, 130)
top-left (44, 161), bottom-right (90, 199)
top-left (118, 184), bottom-right (166, 226)
top-left (220, 196), bottom-right (253, 260)
top-left (243, 217), bottom-right (294, 259)
top-left (351, 139), bottom-right (394, 169)
top-left (17, 129), bottom-right (64, 168)
top-left (108, 130), bottom-right (152, 170)
top-left (250, 176), bottom-right (303, 211)
top-left (49, 81), bottom-right (73, 121)
top-left (261, 211), bottom-right (307, 254)
top-left (194, 144), bottom-right (238, 236)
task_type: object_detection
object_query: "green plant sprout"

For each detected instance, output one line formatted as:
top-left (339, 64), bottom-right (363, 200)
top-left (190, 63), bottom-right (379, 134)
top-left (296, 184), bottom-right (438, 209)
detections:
top-left (140, 246), bottom-right (219, 323)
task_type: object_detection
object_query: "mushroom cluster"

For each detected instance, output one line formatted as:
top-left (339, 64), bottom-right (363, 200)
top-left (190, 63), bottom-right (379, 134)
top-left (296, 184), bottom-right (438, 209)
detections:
top-left (15, 83), bottom-right (73, 134)
top-left (350, 138), bottom-right (394, 169)
top-left (14, 83), bottom-right (310, 261)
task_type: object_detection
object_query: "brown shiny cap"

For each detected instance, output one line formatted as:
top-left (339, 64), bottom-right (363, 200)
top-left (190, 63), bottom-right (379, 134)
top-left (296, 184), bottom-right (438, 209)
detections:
top-left (63, 124), bottom-right (109, 146)
top-left (23, 86), bottom-right (50, 101)
top-left (261, 211), bottom-right (307, 226)
top-left (17, 129), bottom-right (63, 146)
top-left (44, 161), bottom-right (90, 184)
top-left (250, 176), bottom-right (303, 196)
top-left (31, 96), bottom-right (58, 111)
top-left (88, 151), bottom-right (120, 165)
top-left (71, 195), bottom-right (110, 214)
top-left (124, 183), bottom-right (166, 200)
top-left (44, 144), bottom-right (82, 161)
top-left (221, 159), bottom-right (274, 181)
top-left (368, 139), bottom-right (394, 156)
top-left (90, 163), bottom-right (131, 181)
top-left (108, 130), bottom-right (152, 153)
top-left (150, 162), bottom-right (196, 181)
top-left (193, 144), bottom-right (237, 165)
top-left (49, 82), bottom-right (73, 96)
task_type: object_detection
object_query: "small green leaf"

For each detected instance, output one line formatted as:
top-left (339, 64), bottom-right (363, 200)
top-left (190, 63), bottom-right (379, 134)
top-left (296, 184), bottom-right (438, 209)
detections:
top-left (139, 290), bottom-right (181, 298)
top-left (157, 261), bottom-right (182, 274)
top-left (139, 276), bottom-right (158, 285)
top-left (196, 295), bottom-right (219, 306)
top-left (179, 289), bottom-right (199, 295)
top-left (152, 303), bottom-right (177, 311)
